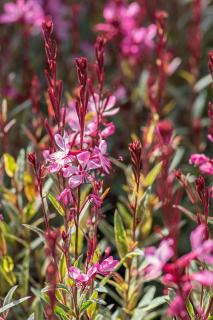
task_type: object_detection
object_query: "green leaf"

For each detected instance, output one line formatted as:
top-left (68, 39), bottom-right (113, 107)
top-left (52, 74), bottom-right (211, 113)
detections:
top-left (22, 224), bottom-right (45, 242)
top-left (3, 285), bottom-right (18, 318)
top-left (27, 313), bottom-right (35, 320)
top-left (3, 153), bottom-right (16, 178)
top-left (0, 296), bottom-right (31, 314)
top-left (80, 301), bottom-right (93, 314)
top-left (144, 162), bottom-right (162, 187)
top-left (114, 210), bottom-right (128, 259)
top-left (47, 193), bottom-right (65, 216)
top-left (138, 286), bottom-right (156, 308)
top-left (14, 149), bottom-right (25, 191)
top-left (186, 299), bottom-right (195, 319)
top-left (141, 295), bottom-right (169, 312)
top-left (117, 202), bottom-right (132, 227)
top-left (59, 254), bottom-right (67, 280)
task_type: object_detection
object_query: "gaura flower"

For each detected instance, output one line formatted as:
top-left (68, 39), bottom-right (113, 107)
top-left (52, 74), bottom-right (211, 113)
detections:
top-left (189, 154), bottom-right (213, 175)
top-left (68, 256), bottom-right (118, 286)
top-left (144, 238), bottom-right (174, 279)
top-left (0, 0), bottom-right (44, 27)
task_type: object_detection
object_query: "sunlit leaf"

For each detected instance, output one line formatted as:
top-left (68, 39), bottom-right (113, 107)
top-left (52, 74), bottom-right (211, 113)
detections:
top-left (3, 153), bottom-right (16, 178)
top-left (114, 210), bottom-right (128, 259)
top-left (47, 193), bottom-right (65, 216)
top-left (2, 256), bottom-right (14, 273)
top-left (0, 296), bottom-right (30, 314)
top-left (143, 162), bottom-right (162, 187)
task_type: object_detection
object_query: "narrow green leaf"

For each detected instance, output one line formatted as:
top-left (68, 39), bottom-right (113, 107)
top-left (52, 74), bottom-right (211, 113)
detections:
top-left (47, 193), bottom-right (65, 216)
top-left (22, 224), bottom-right (45, 241)
top-left (3, 285), bottom-right (18, 318)
top-left (144, 162), bottom-right (162, 187)
top-left (114, 210), bottom-right (128, 259)
top-left (3, 153), bottom-right (16, 178)
top-left (0, 296), bottom-right (31, 314)
top-left (141, 295), bottom-right (169, 312)
top-left (27, 313), bottom-right (35, 320)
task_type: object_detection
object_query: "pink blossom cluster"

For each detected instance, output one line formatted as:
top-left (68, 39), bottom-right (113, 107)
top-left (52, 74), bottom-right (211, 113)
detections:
top-left (0, 0), bottom-right (44, 27)
top-left (69, 256), bottom-right (118, 286)
top-left (144, 224), bottom-right (213, 318)
top-left (44, 134), bottom-right (111, 189)
top-left (95, 0), bottom-right (156, 64)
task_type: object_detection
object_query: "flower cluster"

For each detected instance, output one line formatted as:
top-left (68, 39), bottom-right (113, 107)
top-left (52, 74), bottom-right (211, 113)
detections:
top-left (95, 0), bottom-right (156, 64)
top-left (144, 224), bottom-right (213, 318)
top-left (0, 0), bottom-right (44, 28)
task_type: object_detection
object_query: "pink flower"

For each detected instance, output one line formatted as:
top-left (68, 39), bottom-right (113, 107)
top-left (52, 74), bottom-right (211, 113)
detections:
top-left (88, 140), bottom-right (111, 174)
top-left (144, 239), bottom-right (174, 279)
top-left (45, 133), bottom-right (73, 173)
top-left (68, 256), bottom-right (118, 285)
top-left (98, 256), bottom-right (119, 275)
top-left (57, 188), bottom-right (73, 207)
top-left (62, 151), bottom-right (92, 188)
top-left (88, 94), bottom-right (119, 117)
top-left (189, 154), bottom-right (209, 166)
top-left (168, 295), bottom-right (187, 319)
top-left (190, 271), bottom-right (213, 286)
top-left (0, 0), bottom-right (44, 28)
top-left (101, 122), bottom-right (115, 139)
top-left (189, 154), bottom-right (213, 175)
top-left (95, 0), bottom-right (156, 63)
top-left (190, 224), bottom-right (213, 264)
top-left (69, 267), bottom-right (89, 285)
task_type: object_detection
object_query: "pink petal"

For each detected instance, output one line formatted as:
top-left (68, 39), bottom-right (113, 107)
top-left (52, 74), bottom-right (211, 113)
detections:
top-left (191, 271), bottom-right (213, 286)
top-left (69, 174), bottom-right (84, 188)
top-left (190, 224), bottom-right (205, 250)
top-left (55, 134), bottom-right (65, 150)
top-left (77, 151), bottom-right (90, 168)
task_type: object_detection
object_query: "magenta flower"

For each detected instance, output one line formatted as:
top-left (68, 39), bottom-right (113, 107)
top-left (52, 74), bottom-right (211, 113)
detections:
top-left (190, 224), bottom-right (213, 264)
top-left (0, 0), bottom-right (44, 28)
top-left (57, 188), bottom-right (73, 207)
top-left (144, 238), bottom-right (174, 279)
top-left (88, 94), bottom-right (119, 117)
top-left (189, 154), bottom-right (213, 175)
top-left (190, 271), bottom-right (213, 286)
top-left (168, 295), bottom-right (188, 319)
top-left (98, 256), bottom-right (119, 275)
top-left (68, 256), bottom-right (118, 285)
top-left (95, 0), bottom-right (156, 63)
top-left (45, 133), bottom-right (73, 173)
top-left (88, 140), bottom-right (111, 174)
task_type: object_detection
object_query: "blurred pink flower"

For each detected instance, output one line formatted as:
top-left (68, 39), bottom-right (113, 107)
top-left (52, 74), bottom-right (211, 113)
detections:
top-left (0, 0), bottom-right (44, 27)
top-left (95, 0), bottom-right (156, 63)
top-left (144, 238), bottom-right (174, 279)
top-left (189, 153), bottom-right (213, 175)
